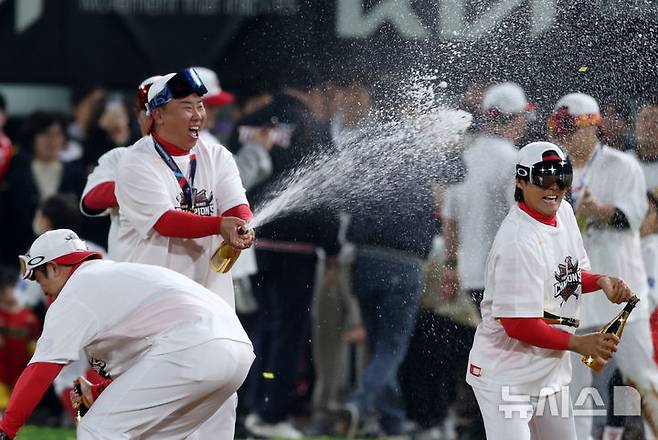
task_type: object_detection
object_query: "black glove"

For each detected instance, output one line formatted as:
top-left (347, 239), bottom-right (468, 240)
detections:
top-left (0, 430), bottom-right (12, 440)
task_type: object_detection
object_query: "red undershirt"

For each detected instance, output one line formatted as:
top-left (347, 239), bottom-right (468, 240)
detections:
top-left (498, 202), bottom-right (604, 351)
top-left (82, 133), bottom-right (253, 238)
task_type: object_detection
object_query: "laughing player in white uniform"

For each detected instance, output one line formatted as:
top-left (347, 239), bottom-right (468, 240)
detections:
top-left (0, 229), bottom-right (254, 440)
top-left (80, 75), bottom-right (161, 259)
top-left (114, 68), bottom-right (255, 309)
top-left (467, 142), bottom-right (633, 440)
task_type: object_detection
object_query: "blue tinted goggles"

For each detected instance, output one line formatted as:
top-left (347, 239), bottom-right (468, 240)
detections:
top-left (147, 68), bottom-right (208, 112)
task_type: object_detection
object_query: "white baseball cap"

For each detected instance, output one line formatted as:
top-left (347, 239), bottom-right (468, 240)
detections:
top-left (482, 82), bottom-right (528, 115)
top-left (548, 93), bottom-right (602, 137)
top-left (553, 93), bottom-right (600, 116)
top-left (193, 67), bottom-right (235, 107)
top-left (19, 229), bottom-right (102, 280)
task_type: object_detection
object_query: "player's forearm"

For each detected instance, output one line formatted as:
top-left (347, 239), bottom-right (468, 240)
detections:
top-left (500, 317), bottom-right (570, 350)
top-left (582, 271), bottom-right (604, 293)
top-left (0, 362), bottom-right (63, 438)
top-left (154, 210), bottom-right (223, 238)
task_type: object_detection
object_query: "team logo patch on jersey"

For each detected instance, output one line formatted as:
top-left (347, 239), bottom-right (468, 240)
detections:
top-left (89, 356), bottom-right (110, 378)
top-left (177, 189), bottom-right (215, 216)
top-left (553, 256), bottom-right (581, 304)
top-left (469, 364), bottom-right (482, 377)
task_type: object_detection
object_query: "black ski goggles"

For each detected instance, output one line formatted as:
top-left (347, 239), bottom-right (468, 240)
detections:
top-left (147, 68), bottom-right (207, 112)
top-left (516, 159), bottom-right (573, 190)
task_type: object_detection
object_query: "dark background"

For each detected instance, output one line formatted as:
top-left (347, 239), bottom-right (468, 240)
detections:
top-left (1, 0), bottom-right (657, 107)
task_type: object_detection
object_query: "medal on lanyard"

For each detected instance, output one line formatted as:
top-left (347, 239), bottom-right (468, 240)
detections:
top-left (153, 138), bottom-right (197, 212)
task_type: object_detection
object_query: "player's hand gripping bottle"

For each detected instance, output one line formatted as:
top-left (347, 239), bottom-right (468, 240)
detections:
top-left (581, 295), bottom-right (640, 371)
top-left (210, 227), bottom-right (249, 273)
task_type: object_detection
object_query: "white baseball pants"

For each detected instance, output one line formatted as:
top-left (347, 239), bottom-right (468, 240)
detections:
top-left (77, 338), bottom-right (254, 440)
top-left (473, 386), bottom-right (577, 440)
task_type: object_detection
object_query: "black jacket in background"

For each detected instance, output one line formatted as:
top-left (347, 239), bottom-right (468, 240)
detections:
top-left (346, 152), bottom-right (465, 260)
top-left (0, 152), bottom-right (87, 265)
top-left (228, 93), bottom-right (339, 256)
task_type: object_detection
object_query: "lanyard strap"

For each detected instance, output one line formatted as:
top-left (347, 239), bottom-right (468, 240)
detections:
top-left (153, 138), bottom-right (197, 211)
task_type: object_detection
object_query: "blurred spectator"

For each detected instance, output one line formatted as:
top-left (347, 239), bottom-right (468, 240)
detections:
top-left (548, 92), bottom-right (656, 439)
top-left (599, 99), bottom-right (632, 151)
top-left (400, 231), bottom-right (483, 439)
top-left (229, 65), bottom-right (339, 439)
top-left (233, 82), bottom-right (273, 121)
top-left (336, 87), bottom-right (464, 439)
top-left (196, 67), bottom-right (273, 191)
top-left (64, 85), bottom-right (106, 163)
top-left (0, 93), bottom-right (14, 184)
top-left (634, 102), bottom-right (658, 191)
top-left (0, 265), bottom-right (40, 408)
top-left (83, 93), bottom-right (132, 170)
top-left (1, 112), bottom-right (86, 266)
top-left (17, 194), bottom-right (106, 311)
top-left (194, 66), bottom-right (236, 146)
top-left (307, 76), bottom-right (370, 436)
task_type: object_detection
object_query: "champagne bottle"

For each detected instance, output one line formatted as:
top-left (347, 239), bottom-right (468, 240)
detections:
top-left (210, 227), bottom-right (250, 274)
top-left (581, 295), bottom-right (640, 372)
top-left (210, 243), bottom-right (241, 273)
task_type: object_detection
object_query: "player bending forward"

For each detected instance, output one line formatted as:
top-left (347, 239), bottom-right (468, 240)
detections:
top-left (0, 229), bottom-right (254, 440)
top-left (466, 142), bottom-right (633, 440)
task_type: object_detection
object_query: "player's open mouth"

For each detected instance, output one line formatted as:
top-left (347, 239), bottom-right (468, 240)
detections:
top-left (542, 194), bottom-right (559, 205)
top-left (189, 127), bottom-right (199, 138)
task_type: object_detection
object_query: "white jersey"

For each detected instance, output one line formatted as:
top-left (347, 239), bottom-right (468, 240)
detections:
top-left (80, 147), bottom-right (128, 260)
top-left (115, 135), bottom-right (248, 308)
top-left (642, 234), bottom-right (658, 311)
top-left (442, 134), bottom-right (517, 289)
top-left (467, 202), bottom-right (589, 396)
top-left (30, 260), bottom-right (251, 379)
top-left (573, 144), bottom-right (649, 327)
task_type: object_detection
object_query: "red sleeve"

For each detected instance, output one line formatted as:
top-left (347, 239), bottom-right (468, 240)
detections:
top-left (500, 318), bottom-right (570, 350)
top-left (82, 181), bottom-right (118, 213)
top-left (154, 210), bottom-right (223, 238)
top-left (0, 362), bottom-right (63, 438)
top-left (222, 203), bottom-right (253, 221)
top-left (91, 378), bottom-right (113, 401)
top-left (582, 271), bottom-right (604, 293)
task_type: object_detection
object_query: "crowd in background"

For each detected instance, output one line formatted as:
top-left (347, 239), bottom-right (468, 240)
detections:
top-left (0, 66), bottom-right (657, 440)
